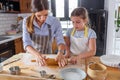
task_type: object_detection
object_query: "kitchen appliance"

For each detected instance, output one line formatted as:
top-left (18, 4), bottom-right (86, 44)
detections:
top-left (89, 9), bottom-right (108, 56)
top-left (0, 40), bottom-right (15, 62)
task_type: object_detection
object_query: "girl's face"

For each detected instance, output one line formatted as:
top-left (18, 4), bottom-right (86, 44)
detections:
top-left (35, 10), bottom-right (48, 24)
top-left (71, 16), bottom-right (87, 31)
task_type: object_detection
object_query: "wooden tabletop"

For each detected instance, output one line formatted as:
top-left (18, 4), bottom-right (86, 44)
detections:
top-left (1, 53), bottom-right (120, 80)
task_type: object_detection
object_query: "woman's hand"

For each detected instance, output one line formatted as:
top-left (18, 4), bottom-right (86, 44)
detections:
top-left (36, 55), bottom-right (46, 66)
top-left (55, 53), bottom-right (67, 67)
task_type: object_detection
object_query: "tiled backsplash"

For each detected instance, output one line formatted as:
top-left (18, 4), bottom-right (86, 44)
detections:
top-left (0, 13), bottom-right (17, 35)
top-left (18, 13), bottom-right (32, 18)
top-left (0, 13), bottom-right (32, 35)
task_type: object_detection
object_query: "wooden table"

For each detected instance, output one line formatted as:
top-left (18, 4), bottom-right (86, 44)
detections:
top-left (0, 53), bottom-right (120, 80)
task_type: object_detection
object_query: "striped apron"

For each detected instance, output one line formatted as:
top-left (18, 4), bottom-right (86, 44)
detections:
top-left (30, 24), bottom-right (52, 54)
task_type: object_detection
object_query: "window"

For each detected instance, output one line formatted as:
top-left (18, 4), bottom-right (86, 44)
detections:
top-left (69, 0), bottom-right (78, 17)
top-left (51, 0), bottom-right (79, 35)
top-left (51, 0), bottom-right (79, 21)
top-left (55, 0), bottom-right (64, 18)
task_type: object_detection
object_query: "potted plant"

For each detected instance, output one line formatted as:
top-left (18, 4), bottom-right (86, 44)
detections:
top-left (115, 19), bottom-right (120, 32)
top-left (115, 6), bottom-right (120, 32)
top-left (115, 6), bottom-right (120, 38)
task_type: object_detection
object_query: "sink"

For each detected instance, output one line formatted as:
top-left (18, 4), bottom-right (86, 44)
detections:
top-left (0, 36), bottom-right (12, 41)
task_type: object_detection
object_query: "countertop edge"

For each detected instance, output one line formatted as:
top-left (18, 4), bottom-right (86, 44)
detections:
top-left (0, 33), bottom-right (22, 44)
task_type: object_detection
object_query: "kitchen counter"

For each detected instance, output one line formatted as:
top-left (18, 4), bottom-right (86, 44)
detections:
top-left (1, 53), bottom-right (85, 80)
top-left (1, 53), bottom-right (120, 80)
top-left (0, 32), bottom-right (22, 44)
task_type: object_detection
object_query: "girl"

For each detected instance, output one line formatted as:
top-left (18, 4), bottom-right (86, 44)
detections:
top-left (65, 7), bottom-right (97, 64)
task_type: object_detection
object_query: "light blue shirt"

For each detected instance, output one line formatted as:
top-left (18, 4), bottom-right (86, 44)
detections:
top-left (66, 28), bottom-right (97, 39)
top-left (22, 15), bottom-right (65, 49)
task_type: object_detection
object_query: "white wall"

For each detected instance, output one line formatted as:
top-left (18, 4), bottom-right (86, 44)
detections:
top-left (105, 0), bottom-right (116, 55)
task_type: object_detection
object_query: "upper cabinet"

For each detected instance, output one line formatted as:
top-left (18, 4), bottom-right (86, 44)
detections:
top-left (0, 0), bottom-right (31, 13)
top-left (19, 0), bottom-right (31, 13)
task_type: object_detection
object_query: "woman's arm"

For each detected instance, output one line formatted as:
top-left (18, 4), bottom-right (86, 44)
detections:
top-left (52, 18), bottom-right (67, 67)
top-left (64, 36), bottom-right (71, 58)
top-left (26, 46), bottom-right (46, 66)
top-left (56, 43), bottom-right (68, 67)
top-left (22, 17), bottom-right (46, 66)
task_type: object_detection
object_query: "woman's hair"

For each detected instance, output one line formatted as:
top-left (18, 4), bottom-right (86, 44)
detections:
top-left (71, 7), bottom-right (90, 26)
top-left (26, 0), bottom-right (49, 33)
top-left (26, 13), bottom-right (35, 34)
top-left (31, 0), bottom-right (49, 12)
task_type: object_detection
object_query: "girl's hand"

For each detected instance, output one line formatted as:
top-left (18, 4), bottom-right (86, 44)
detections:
top-left (69, 56), bottom-right (78, 64)
top-left (36, 55), bottom-right (46, 66)
top-left (55, 53), bottom-right (68, 67)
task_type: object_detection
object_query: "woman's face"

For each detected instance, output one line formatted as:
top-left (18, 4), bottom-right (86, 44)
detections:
top-left (71, 16), bottom-right (87, 31)
top-left (35, 10), bottom-right (48, 24)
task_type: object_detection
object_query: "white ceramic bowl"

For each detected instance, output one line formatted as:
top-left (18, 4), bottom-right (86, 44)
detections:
top-left (60, 68), bottom-right (86, 80)
top-left (100, 55), bottom-right (120, 67)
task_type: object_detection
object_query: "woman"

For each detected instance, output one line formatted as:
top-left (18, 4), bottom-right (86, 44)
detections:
top-left (22, 0), bottom-right (67, 67)
top-left (65, 7), bottom-right (97, 64)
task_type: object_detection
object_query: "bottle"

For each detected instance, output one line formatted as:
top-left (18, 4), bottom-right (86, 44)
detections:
top-left (0, 2), bottom-right (2, 10)
top-left (6, 3), bottom-right (9, 11)
top-left (10, 4), bottom-right (13, 11)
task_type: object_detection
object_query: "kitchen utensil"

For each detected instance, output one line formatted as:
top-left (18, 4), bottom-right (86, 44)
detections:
top-left (3, 58), bottom-right (21, 66)
top-left (9, 66), bottom-right (21, 75)
top-left (30, 69), bottom-right (56, 79)
top-left (60, 67), bottom-right (86, 80)
top-left (22, 53), bottom-right (58, 66)
top-left (87, 62), bottom-right (107, 80)
top-left (39, 70), bottom-right (46, 77)
top-left (45, 54), bottom-right (58, 65)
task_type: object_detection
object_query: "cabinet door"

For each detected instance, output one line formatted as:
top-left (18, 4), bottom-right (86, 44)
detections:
top-left (20, 0), bottom-right (31, 13)
top-left (14, 38), bottom-right (24, 54)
